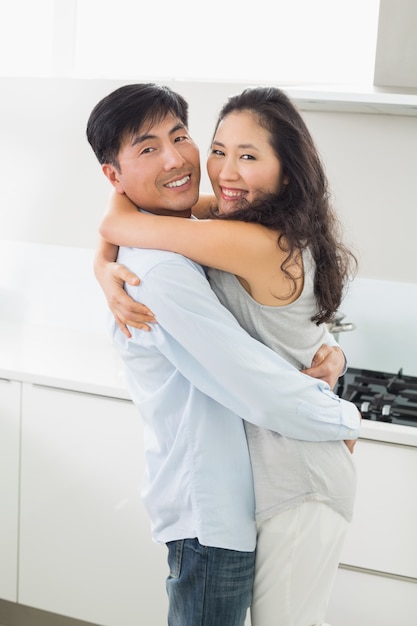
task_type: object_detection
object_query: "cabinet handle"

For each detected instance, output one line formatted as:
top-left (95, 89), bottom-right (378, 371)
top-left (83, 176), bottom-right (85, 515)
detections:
top-left (31, 382), bottom-right (132, 403)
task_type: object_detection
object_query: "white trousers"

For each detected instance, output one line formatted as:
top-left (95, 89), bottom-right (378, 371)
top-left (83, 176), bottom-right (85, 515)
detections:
top-left (251, 501), bottom-right (348, 626)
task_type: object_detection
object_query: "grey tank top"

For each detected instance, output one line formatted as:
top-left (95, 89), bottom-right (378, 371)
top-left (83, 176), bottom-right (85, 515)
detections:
top-left (207, 248), bottom-right (356, 522)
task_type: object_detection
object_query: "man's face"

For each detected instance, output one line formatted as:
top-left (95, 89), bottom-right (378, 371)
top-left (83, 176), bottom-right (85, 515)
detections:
top-left (103, 113), bottom-right (200, 217)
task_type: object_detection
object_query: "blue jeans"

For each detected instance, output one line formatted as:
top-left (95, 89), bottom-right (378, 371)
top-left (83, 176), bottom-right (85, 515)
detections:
top-left (166, 538), bottom-right (255, 626)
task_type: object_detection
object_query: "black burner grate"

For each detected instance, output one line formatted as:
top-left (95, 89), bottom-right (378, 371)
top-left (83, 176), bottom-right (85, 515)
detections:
top-left (336, 367), bottom-right (417, 427)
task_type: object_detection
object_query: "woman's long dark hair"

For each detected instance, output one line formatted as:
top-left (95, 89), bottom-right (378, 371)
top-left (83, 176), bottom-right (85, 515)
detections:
top-left (211, 86), bottom-right (357, 325)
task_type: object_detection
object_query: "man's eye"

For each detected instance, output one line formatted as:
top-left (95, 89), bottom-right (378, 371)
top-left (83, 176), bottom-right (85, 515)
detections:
top-left (174, 135), bottom-right (188, 143)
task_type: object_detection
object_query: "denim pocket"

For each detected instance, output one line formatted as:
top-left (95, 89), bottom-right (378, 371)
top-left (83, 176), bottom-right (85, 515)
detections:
top-left (167, 539), bottom-right (184, 579)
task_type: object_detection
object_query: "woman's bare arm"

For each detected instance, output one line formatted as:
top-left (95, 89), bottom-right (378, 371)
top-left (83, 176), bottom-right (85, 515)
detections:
top-left (100, 191), bottom-right (283, 285)
top-left (191, 192), bottom-right (216, 218)
top-left (96, 202), bottom-right (346, 394)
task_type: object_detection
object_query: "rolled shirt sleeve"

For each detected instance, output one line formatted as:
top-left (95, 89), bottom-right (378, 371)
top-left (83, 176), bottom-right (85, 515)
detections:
top-left (117, 251), bottom-right (361, 442)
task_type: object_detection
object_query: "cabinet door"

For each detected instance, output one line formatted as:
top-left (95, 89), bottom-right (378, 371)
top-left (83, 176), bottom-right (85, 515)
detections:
top-left (327, 566), bottom-right (417, 626)
top-left (19, 383), bottom-right (167, 626)
top-left (339, 438), bottom-right (417, 578)
top-left (0, 378), bottom-right (20, 602)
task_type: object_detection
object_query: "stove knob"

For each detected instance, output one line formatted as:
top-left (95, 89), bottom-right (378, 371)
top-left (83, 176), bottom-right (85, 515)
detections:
top-left (381, 404), bottom-right (393, 422)
top-left (361, 401), bottom-right (370, 413)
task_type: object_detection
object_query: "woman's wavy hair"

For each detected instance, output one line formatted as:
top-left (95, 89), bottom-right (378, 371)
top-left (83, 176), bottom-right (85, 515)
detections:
top-left (210, 86), bottom-right (357, 325)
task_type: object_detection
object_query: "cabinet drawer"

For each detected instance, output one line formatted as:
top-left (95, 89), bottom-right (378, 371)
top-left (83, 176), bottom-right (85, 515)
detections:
top-left (327, 566), bottom-right (417, 626)
top-left (340, 439), bottom-right (417, 578)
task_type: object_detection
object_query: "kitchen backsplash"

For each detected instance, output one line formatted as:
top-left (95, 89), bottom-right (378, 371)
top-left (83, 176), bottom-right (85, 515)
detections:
top-left (337, 277), bottom-right (417, 377)
top-left (1, 241), bottom-right (416, 376)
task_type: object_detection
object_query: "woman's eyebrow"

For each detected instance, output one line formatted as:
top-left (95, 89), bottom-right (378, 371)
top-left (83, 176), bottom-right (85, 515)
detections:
top-left (212, 139), bottom-right (259, 151)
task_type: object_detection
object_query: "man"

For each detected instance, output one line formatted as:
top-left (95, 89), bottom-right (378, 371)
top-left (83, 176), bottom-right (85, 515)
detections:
top-left (87, 83), bottom-right (360, 626)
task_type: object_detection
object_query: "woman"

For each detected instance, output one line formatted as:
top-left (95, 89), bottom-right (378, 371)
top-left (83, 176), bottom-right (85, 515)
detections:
top-left (95, 86), bottom-right (357, 626)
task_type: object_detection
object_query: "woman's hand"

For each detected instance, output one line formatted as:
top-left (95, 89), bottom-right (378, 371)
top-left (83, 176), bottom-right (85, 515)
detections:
top-left (105, 264), bottom-right (157, 337)
top-left (94, 238), bottom-right (156, 337)
top-left (102, 262), bottom-right (156, 337)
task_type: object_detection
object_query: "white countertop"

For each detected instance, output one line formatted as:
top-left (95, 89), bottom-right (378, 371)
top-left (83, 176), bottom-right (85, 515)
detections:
top-left (359, 418), bottom-right (417, 448)
top-left (1, 321), bottom-right (417, 448)
top-left (0, 321), bottom-right (130, 400)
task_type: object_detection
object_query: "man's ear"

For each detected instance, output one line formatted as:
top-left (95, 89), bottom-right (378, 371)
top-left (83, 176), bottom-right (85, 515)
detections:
top-left (102, 163), bottom-right (124, 193)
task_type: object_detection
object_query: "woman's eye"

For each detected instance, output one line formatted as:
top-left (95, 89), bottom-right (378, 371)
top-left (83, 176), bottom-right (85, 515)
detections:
top-left (241, 154), bottom-right (255, 160)
top-left (211, 149), bottom-right (224, 156)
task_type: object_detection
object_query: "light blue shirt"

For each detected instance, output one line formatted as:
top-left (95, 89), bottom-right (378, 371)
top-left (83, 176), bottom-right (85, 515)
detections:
top-left (113, 246), bottom-right (360, 551)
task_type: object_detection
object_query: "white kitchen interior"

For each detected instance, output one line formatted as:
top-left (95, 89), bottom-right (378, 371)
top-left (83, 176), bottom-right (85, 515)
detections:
top-left (1, 1), bottom-right (417, 625)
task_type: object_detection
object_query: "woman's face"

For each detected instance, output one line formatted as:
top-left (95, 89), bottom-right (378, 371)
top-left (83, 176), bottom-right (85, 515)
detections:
top-left (207, 110), bottom-right (286, 215)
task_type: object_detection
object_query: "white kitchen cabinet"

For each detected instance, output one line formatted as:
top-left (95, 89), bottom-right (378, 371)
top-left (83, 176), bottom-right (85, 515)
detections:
top-left (339, 438), bottom-right (417, 578)
top-left (327, 566), bottom-right (417, 626)
top-left (327, 437), bottom-right (417, 623)
top-left (19, 382), bottom-right (168, 626)
top-left (0, 378), bottom-right (20, 603)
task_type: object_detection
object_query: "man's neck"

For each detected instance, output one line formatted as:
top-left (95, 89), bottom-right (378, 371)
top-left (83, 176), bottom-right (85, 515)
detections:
top-left (139, 208), bottom-right (192, 218)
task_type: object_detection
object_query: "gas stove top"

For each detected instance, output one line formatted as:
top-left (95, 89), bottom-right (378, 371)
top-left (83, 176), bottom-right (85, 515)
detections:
top-left (336, 367), bottom-right (417, 428)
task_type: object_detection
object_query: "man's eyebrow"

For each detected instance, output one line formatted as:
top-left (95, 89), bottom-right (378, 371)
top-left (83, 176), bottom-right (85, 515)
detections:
top-left (131, 123), bottom-right (187, 147)
top-left (131, 132), bottom-right (156, 147)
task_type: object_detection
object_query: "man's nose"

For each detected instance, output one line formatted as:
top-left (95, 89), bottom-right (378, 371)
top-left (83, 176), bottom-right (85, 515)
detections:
top-left (163, 145), bottom-right (186, 169)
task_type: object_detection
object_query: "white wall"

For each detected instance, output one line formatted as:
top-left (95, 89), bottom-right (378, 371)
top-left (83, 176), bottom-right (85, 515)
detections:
top-left (1, 77), bottom-right (416, 375)
top-left (305, 109), bottom-right (417, 284)
top-left (1, 76), bottom-right (416, 283)
top-left (374, 0), bottom-right (417, 88)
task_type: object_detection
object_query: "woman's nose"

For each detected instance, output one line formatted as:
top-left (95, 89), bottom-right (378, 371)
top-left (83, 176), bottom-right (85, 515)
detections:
top-left (218, 158), bottom-right (239, 181)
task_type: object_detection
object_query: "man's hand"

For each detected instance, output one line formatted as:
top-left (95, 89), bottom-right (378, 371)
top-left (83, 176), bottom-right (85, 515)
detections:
top-left (302, 344), bottom-right (361, 453)
top-left (301, 344), bottom-right (345, 390)
top-left (344, 438), bottom-right (358, 454)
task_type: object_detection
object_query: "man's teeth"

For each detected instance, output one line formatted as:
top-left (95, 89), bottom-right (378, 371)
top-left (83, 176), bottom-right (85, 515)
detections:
top-left (166, 176), bottom-right (190, 188)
